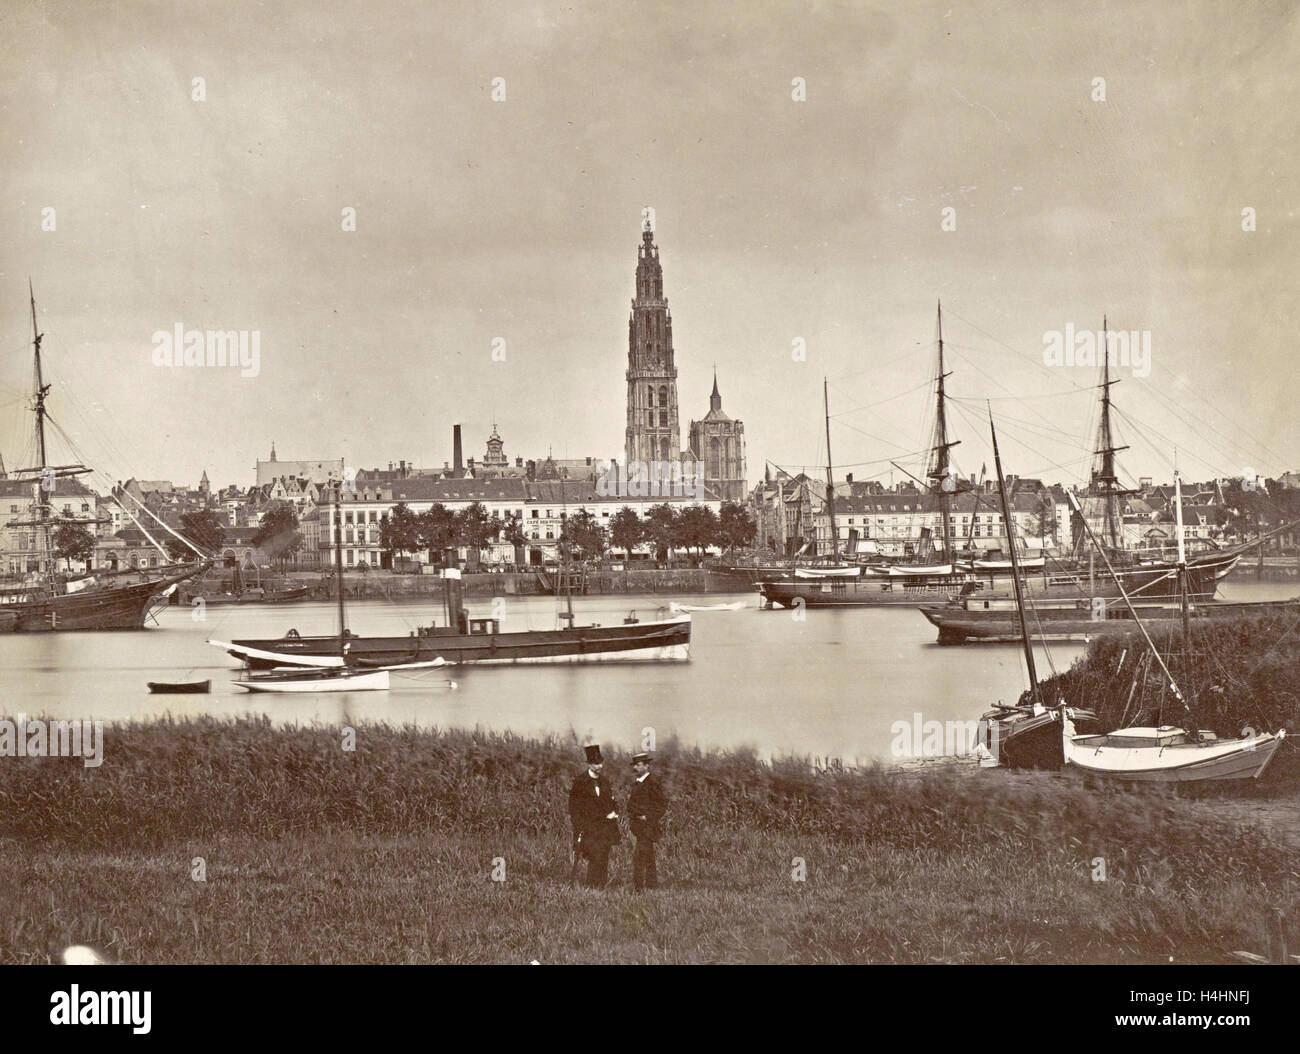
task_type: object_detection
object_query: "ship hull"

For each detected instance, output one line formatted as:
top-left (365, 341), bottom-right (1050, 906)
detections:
top-left (923, 597), bottom-right (1299, 644)
top-left (759, 552), bottom-right (1238, 609)
top-left (228, 615), bottom-right (692, 668)
top-left (1, 566), bottom-right (205, 631)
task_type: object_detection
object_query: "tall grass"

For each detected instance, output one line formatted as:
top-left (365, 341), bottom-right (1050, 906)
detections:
top-left (1, 716), bottom-right (1296, 962)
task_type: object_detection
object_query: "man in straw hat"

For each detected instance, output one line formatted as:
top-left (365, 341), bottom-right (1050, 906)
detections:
top-left (627, 752), bottom-right (667, 891)
top-left (568, 744), bottom-right (621, 888)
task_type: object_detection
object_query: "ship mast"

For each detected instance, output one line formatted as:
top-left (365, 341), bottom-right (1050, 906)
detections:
top-left (29, 281), bottom-right (55, 584)
top-left (334, 480), bottom-right (347, 658)
top-left (823, 377), bottom-right (839, 562)
top-left (927, 301), bottom-right (959, 566)
top-left (989, 408), bottom-right (1040, 708)
top-left (1091, 317), bottom-right (1129, 551)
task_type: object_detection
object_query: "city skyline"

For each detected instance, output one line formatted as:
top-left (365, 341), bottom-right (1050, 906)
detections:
top-left (2, 0), bottom-right (1296, 492)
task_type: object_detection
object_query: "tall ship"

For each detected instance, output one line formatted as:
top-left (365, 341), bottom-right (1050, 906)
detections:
top-left (758, 307), bottom-right (1240, 609)
top-left (0, 286), bottom-right (209, 631)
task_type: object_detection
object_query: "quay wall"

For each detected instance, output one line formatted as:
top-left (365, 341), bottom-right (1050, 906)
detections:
top-left (177, 568), bottom-right (746, 602)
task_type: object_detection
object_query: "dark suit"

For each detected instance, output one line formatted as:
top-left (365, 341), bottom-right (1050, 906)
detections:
top-left (627, 771), bottom-right (667, 890)
top-left (568, 769), bottom-right (620, 887)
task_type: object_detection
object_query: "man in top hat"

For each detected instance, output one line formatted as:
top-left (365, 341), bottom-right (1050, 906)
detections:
top-left (627, 752), bottom-right (667, 891)
top-left (568, 744), bottom-right (621, 888)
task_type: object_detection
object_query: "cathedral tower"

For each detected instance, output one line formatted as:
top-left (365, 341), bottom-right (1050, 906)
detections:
top-left (625, 214), bottom-right (680, 467)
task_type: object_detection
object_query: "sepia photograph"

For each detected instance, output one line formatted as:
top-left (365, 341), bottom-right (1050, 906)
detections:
top-left (1, 0), bottom-right (1298, 1022)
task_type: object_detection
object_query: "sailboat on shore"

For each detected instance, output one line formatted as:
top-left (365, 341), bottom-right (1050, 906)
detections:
top-left (1, 285), bottom-right (209, 630)
top-left (978, 409), bottom-right (1097, 769)
top-left (1059, 478), bottom-right (1286, 783)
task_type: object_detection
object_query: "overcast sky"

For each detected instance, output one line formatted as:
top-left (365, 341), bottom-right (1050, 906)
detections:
top-left (1, 0), bottom-right (1296, 494)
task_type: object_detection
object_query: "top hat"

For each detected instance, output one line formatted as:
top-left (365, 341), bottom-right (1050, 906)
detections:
top-left (583, 744), bottom-right (604, 764)
top-left (630, 752), bottom-right (652, 765)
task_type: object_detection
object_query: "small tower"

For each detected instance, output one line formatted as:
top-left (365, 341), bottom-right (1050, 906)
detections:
top-left (688, 370), bottom-right (747, 502)
top-left (483, 421), bottom-right (508, 473)
top-left (198, 469), bottom-right (210, 495)
top-left (269, 441), bottom-right (277, 462)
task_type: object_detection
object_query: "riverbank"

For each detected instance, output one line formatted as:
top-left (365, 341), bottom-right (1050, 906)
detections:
top-left (2, 717), bottom-right (1296, 964)
top-left (176, 567), bottom-right (744, 603)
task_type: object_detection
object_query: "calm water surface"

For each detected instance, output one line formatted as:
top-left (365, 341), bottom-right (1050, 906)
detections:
top-left (1, 580), bottom-right (1292, 763)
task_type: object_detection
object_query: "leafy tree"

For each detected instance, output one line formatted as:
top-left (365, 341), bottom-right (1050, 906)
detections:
top-left (455, 502), bottom-right (495, 552)
top-left (561, 509), bottom-right (608, 561)
top-left (419, 503), bottom-right (458, 558)
top-left (718, 502), bottom-right (756, 551)
top-left (676, 504), bottom-right (719, 558)
top-left (379, 503), bottom-right (422, 564)
top-left (644, 503), bottom-right (680, 564)
top-left (609, 506), bottom-right (643, 557)
top-left (53, 521), bottom-right (95, 570)
top-left (252, 503), bottom-right (303, 570)
top-left (166, 509), bottom-right (226, 560)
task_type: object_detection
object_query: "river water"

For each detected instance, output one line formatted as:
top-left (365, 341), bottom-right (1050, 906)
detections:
top-left (1, 580), bottom-right (1292, 764)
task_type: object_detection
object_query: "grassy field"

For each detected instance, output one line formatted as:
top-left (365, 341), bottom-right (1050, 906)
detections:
top-left (2, 715), bottom-right (1297, 964)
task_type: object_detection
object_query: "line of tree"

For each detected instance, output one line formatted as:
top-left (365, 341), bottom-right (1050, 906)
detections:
top-left (376, 501), bottom-right (756, 565)
top-left (565, 501), bottom-right (756, 563)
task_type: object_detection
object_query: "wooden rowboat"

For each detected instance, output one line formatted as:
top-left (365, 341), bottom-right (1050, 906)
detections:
top-left (147, 680), bottom-right (211, 694)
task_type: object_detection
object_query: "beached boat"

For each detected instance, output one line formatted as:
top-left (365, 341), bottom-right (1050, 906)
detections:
top-left (1059, 479), bottom-right (1288, 784)
top-left (974, 411), bottom-right (1097, 769)
top-left (669, 600), bottom-right (746, 612)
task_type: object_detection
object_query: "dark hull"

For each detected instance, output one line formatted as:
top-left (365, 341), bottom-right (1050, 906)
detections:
top-left (759, 553), bottom-right (1238, 609)
top-left (147, 680), bottom-right (212, 694)
top-left (229, 616), bottom-right (691, 668)
top-left (187, 585), bottom-right (313, 606)
top-left (2, 565), bottom-right (205, 631)
top-left (983, 708), bottom-right (1100, 770)
top-left (924, 598), bottom-right (1300, 644)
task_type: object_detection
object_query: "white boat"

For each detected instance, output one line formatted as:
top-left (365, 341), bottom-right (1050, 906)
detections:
top-left (887, 563), bottom-right (955, 577)
top-left (793, 566), bottom-right (861, 579)
top-left (669, 600), bottom-right (747, 612)
top-left (1062, 717), bottom-right (1285, 782)
top-left (1059, 477), bottom-right (1288, 784)
top-left (232, 657), bottom-right (446, 693)
top-left (234, 667), bottom-right (392, 693)
top-left (209, 639), bottom-right (345, 668)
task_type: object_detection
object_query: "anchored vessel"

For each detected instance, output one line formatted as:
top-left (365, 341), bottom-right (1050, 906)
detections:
top-left (758, 309), bottom-right (1241, 609)
top-left (228, 485), bottom-right (445, 692)
top-left (219, 500), bottom-right (691, 669)
top-left (1, 286), bottom-right (208, 631)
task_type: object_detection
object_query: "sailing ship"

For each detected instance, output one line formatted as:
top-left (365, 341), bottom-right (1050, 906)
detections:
top-left (1, 285), bottom-right (209, 631)
top-left (920, 594), bottom-right (1297, 644)
top-left (217, 499), bottom-right (691, 669)
top-left (230, 484), bottom-right (445, 692)
top-left (1059, 478), bottom-right (1286, 783)
top-left (758, 308), bottom-right (1241, 609)
top-left (976, 410), bottom-right (1097, 769)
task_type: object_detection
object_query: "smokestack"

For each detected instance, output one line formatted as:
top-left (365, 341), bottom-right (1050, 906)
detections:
top-left (453, 424), bottom-right (463, 473)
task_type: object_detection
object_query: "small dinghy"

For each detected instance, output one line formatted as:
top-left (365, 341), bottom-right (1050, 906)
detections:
top-left (147, 680), bottom-right (211, 694)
